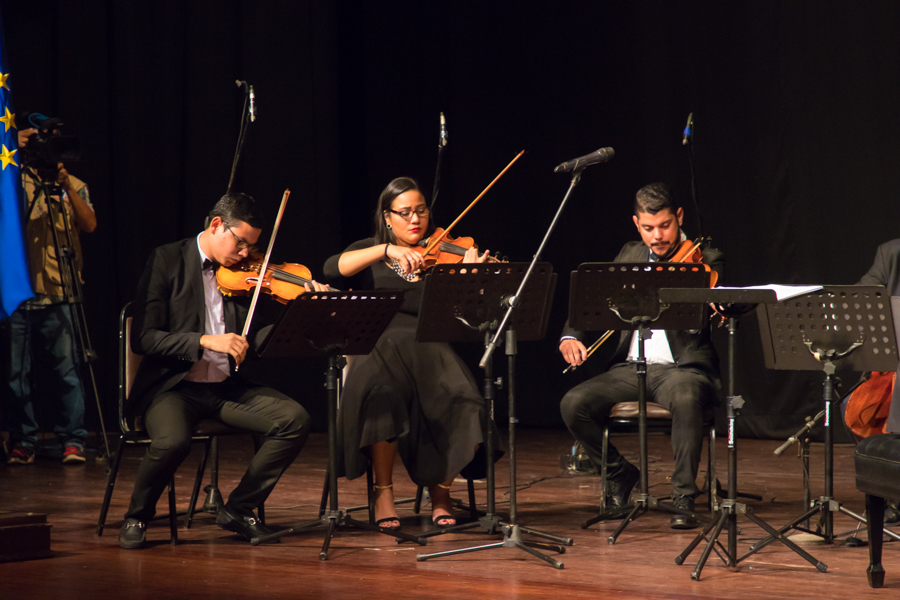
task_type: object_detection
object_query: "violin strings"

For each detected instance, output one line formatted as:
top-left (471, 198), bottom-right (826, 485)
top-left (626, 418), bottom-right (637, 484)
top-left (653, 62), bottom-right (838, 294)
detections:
top-left (270, 267), bottom-right (312, 286)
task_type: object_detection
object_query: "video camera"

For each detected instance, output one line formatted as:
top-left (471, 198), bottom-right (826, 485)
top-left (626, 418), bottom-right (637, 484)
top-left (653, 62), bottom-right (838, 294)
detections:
top-left (20, 113), bottom-right (81, 181)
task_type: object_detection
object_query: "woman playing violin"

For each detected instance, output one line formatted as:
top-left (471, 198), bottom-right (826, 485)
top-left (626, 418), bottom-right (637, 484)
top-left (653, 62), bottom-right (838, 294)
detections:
top-left (323, 176), bottom-right (493, 529)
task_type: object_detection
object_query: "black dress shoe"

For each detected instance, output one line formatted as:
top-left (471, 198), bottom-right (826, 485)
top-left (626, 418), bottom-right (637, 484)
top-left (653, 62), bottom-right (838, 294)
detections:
top-left (119, 518), bottom-right (147, 549)
top-left (603, 462), bottom-right (640, 518)
top-left (216, 505), bottom-right (279, 543)
top-left (670, 495), bottom-right (699, 529)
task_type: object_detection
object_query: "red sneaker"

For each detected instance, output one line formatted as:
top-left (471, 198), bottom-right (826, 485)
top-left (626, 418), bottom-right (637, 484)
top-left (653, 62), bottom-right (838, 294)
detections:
top-left (62, 446), bottom-right (86, 464)
top-left (7, 446), bottom-right (35, 465)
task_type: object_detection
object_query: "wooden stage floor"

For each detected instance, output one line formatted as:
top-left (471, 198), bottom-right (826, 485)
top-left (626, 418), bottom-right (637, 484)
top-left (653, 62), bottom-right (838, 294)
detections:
top-left (0, 428), bottom-right (895, 599)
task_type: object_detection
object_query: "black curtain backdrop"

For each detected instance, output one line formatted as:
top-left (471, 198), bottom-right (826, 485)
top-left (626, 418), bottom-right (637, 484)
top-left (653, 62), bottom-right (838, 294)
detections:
top-left (4, 0), bottom-right (899, 445)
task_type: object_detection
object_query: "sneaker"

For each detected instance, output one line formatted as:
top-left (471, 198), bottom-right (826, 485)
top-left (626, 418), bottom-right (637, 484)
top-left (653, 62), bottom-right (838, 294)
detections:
top-left (7, 446), bottom-right (35, 465)
top-left (62, 446), bottom-right (87, 464)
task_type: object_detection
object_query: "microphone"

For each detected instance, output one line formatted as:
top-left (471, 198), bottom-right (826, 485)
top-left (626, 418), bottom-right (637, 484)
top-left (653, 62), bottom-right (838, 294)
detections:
top-left (773, 434), bottom-right (798, 457)
top-left (682, 112), bottom-right (693, 146)
top-left (553, 147), bottom-right (614, 173)
top-left (249, 86), bottom-right (256, 122)
top-left (439, 112), bottom-right (448, 148)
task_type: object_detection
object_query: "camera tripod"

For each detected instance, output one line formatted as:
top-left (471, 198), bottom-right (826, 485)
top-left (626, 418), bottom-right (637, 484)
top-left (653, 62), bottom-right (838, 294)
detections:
top-left (18, 163), bottom-right (109, 459)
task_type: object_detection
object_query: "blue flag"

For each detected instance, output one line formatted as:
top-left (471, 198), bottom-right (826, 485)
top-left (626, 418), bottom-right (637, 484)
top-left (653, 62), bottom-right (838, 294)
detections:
top-left (0, 8), bottom-right (33, 321)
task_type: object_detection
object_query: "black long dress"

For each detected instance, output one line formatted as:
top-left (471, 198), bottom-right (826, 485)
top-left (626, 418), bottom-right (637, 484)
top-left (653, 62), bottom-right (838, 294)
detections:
top-left (323, 238), bottom-right (491, 486)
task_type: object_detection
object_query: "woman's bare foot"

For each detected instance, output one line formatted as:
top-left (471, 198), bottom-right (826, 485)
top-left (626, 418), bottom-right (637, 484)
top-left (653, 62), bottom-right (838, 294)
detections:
top-left (429, 482), bottom-right (456, 527)
top-left (374, 484), bottom-right (400, 529)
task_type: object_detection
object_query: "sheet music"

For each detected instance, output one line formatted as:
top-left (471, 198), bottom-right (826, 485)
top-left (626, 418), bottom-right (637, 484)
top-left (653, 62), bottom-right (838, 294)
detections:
top-left (715, 284), bottom-right (823, 302)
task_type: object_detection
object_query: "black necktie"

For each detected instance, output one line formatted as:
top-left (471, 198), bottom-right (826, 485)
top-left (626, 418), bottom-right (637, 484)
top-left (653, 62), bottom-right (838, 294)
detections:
top-left (202, 258), bottom-right (219, 272)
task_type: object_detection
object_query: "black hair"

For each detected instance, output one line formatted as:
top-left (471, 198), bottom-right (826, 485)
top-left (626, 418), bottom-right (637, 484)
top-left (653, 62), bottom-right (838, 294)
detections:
top-left (209, 192), bottom-right (265, 230)
top-left (634, 183), bottom-right (678, 216)
top-left (372, 177), bottom-right (434, 244)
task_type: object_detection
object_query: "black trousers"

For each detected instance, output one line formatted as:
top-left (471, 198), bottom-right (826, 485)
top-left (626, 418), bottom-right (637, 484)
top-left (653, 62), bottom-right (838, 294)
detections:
top-left (560, 362), bottom-right (715, 498)
top-left (125, 379), bottom-right (310, 522)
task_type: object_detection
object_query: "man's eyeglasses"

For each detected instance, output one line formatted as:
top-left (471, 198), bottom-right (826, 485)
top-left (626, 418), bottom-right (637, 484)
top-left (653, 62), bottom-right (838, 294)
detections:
top-left (225, 225), bottom-right (258, 253)
top-left (388, 207), bottom-right (430, 221)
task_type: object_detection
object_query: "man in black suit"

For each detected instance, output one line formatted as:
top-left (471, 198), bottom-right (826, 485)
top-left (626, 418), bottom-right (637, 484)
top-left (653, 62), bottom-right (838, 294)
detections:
top-left (859, 239), bottom-right (900, 434)
top-left (119, 193), bottom-right (323, 549)
top-left (855, 240), bottom-right (900, 523)
top-left (559, 183), bottom-right (723, 529)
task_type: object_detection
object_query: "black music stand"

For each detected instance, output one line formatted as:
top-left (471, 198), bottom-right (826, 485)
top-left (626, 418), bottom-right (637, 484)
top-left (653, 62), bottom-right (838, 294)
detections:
top-left (570, 262), bottom-right (713, 542)
top-left (249, 290), bottom-right (428, 558)
top-left (751, 285), bottom-right (900, 550)
top-left (662, 287), bottom-right (826, 580)
top-left (413, 262), bottom-right (574, 569)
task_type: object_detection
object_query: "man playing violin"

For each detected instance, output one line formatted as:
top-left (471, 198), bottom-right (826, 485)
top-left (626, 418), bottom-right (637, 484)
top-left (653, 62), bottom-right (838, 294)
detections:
top-left (558, 183), bottom-right (723, 529)
top-left (119, 192), bottom-right (326, 549)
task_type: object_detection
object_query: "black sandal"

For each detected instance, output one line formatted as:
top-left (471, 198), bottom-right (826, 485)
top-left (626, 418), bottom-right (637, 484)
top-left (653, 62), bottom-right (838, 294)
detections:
top-left (374, 484), bottom-right (401, 531)
top-left (431, 514), bottom-right (456, 528)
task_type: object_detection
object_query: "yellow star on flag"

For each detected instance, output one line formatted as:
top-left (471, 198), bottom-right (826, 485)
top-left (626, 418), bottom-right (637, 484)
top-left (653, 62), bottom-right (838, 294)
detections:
top-left (0, 144), bottom-right (17, 170)
top-left (0, 72), bottom-right (9, 91)
top-left (0, 107), bottom-right (15, 132)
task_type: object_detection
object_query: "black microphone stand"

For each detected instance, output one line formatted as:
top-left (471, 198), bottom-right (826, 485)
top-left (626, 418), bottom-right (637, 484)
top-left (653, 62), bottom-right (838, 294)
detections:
top-left (201, 81), bottom-right (254, 514)
top-left (419, 169), bottom-right (587, 568)
top-left (430, 112), bottom-right (447, 215)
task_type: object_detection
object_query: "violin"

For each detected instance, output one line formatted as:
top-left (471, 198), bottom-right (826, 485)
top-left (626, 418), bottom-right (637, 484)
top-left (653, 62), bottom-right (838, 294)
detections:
top-left (564, 236), bottom-right (717, 374)
top-left (217, 251), bottom-right (339, 304)
top-left (414, 227), bottom-right (505, 269)
top-left (410, 150), bottom-right (523, 272)
top-left (668, 238), bottom-right (718, 287)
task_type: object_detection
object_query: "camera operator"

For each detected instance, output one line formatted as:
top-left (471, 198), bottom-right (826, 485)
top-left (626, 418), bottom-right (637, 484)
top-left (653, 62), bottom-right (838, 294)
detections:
top-left (1, 114), bottom-right (95, 465)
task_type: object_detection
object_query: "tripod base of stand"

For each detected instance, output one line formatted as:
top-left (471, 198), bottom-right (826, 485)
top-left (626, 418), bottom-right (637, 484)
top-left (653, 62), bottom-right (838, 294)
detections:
top-left (676, 500), bottom-right (827, 580)
top-left (584, 495), bottom-right (709, 544)
top-left (250, 510), bottom-right (427, 560)
top-left (416, 520), bottom-right (572, 569)
top-left (202, 485), bottom-right (224, 514)
top-left (751, 497), bottom-right (900, 552)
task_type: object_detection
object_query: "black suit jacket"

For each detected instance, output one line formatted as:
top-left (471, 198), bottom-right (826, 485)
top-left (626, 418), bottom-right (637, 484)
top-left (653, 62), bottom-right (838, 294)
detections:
top-left (127, 238), bottom-right (270, 419)
top-left (561, 239), bottom-right (725, 383)
top-left (858, 238), bottom-right (900, 432)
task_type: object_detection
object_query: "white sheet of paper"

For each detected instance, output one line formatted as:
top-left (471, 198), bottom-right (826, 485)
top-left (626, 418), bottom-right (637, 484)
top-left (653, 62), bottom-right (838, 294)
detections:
top-left (715, 284), bottom-right (823, 302)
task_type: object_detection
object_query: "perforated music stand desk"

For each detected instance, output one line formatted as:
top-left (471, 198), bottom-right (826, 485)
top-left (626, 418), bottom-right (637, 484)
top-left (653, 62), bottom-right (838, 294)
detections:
top-left (252, 290), bottom-right (428, 558)
top-left (414, 262), bottom-right (572, 569)
top-left (569, 262), bottom-right (711, 543)
top-left (753, 285), bottom-right (900, 549)
top-left (416, 262), bottom-right (555, 343)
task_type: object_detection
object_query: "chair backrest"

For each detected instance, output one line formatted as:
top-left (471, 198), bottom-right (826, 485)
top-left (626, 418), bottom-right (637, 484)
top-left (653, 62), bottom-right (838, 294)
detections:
top-left (119, 302), bottom-right (143, 433)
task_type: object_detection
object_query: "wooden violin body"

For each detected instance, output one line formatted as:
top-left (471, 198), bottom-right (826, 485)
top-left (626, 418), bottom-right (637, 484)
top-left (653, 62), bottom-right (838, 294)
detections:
top-left (415, 227), bottom-right (505, 269)
top-left (669, 238), bottom-right (718, 287)
top-left (216, 252), bottom-right (337, 304)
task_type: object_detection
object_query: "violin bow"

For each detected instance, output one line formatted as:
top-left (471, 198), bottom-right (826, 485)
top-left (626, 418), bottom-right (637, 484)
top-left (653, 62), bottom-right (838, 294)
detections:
top-left (421, 149), bottom-right (525, 258)
top-left (235, 189), bottom-right (290, 371)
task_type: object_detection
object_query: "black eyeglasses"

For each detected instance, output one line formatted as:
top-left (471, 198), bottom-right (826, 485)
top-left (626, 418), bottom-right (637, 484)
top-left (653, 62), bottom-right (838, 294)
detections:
top-left (388, 207), bottom-right (430, 221)
top-left (224, 225), bottom-right (258, 252)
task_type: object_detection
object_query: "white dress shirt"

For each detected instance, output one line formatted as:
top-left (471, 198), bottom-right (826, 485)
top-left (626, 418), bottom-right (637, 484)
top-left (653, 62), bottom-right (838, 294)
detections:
top-left (183, 234), bottom-right (230, 383)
